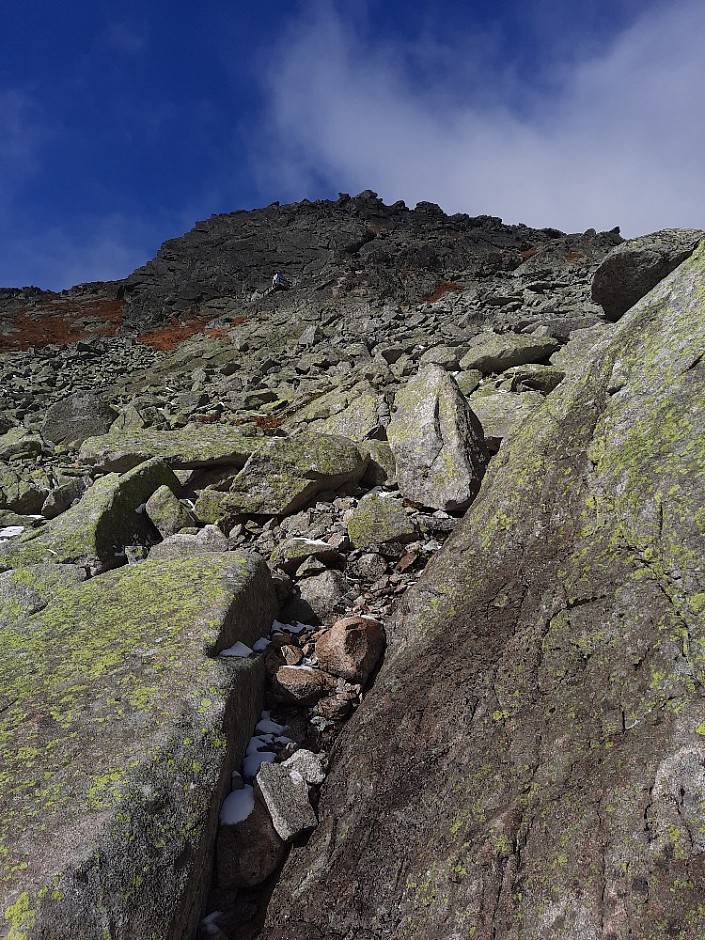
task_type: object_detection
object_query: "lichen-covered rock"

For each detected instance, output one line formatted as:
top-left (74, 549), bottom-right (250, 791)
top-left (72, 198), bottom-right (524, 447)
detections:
top-left (145, 483), bottom-right (195, 537)
top-left (346, 493), bottom-right (416, 550)
top-left (468, 389), bottom-right (545, 451)
top-left (40, 475), bottom-right (90, 519)
top-left (307, 382), bottom-right (384, 442)
top-left (458, 331), bottom-right (560, 374)
top-left (79, 424), bottom-right (259, 472)
top-left (269, 537), bottom-right (344, 574)
top-left (550, 322), bottom-right (613, 378)
top-left (262, 242), bottom-right (705, 940)
top-left (592, 228), bottom-right (704, 320)
top-left (0, 551), bottom-right (276, 940)
top-left (0, 463), bottom-right (51, 514)
top-left (387, 365), bottom-right (489, 511)
top-left (40, 392), bottom-right (117, 445)
top-left (225, 432), bottom-right (367, 516)
top-left (0, 427), bottom-right (48, 461)
top-left (0, 457), bottom-right (180, 573)
top-left (496, 363), bottom-right (565, 394)
top-left (148, 523), bottom-right (231, 561)
top-left (360, 440), bottom-right (397, 486)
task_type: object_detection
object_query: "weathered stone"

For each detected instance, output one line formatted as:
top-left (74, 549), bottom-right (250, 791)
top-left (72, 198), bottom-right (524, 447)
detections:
top-left (216, 793), bottom-right (286, 889)
top-left (148, 524), bottom-right (234, 561)
top-left (255, 761), bottom-right (318, 841)
top-left (346, 493), bottom-right (416, 550)
top-left (281, 749), bottom-right (327, 785)
top-left (0, 552), bottom-right (273, 939)
top-left (145, 483), bottom-right (195, 538)
top-left (0, 427), bottom-right (48, 461)
top-left (592, 228), bottom-right (705, 320)
top-left (0, 464), bottom-right (51, 514)
top-left (283, 569), bottom-right (348, 625)
top-left (0, 563), bottom-right (85, 625)
top-left (496, 363), bottom-right (565, 394)
top-left (454, 369), bottom-right (483, 396)
top-left (270, 537), bottom-right (344, 574)
top-left (0, 458), bottom-right (180, 573)
top-left (225, 432), bottom-right (367, 516)
top-left (418, 344), bottom-right (468, 369)
top-left (40, 392), bottom-right (117, 445)
top-left (550, 323), bottom-right (613, 378)
top-left (79, 424), bottom-right (259, 472)
top-left (41, 475), bottom-right (90, 519)
top-left (315, 615), bottom-right (385, 684)
top-left (387, 365), bottom-right (489, 511)
top-left (271, 665), bottom-right (333, 702)
top-left (307, 382), bottom-right (383, 442)
top-left (359, 439), bottom-right (397, 486)
top-left (458, 331), bottom-right (560, 373)
top-left (468, 390), bottom-right (544, 451)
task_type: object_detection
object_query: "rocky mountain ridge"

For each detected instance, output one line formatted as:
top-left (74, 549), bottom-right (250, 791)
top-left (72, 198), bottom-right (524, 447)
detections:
top-left (1, 193), bottom-right (704, 940)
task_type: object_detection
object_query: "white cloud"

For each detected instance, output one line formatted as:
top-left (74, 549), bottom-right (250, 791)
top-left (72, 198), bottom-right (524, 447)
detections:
top-left (0, 90), bottom-right (53, 215)
top-left (103, 20), bottom-right (149, 55)
top-left (0, 214), bottom-right (156, 290)
top-left (258, 1), bottom-right (705, 236)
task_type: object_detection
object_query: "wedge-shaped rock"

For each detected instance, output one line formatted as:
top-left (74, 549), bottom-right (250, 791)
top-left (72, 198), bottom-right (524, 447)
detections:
top-left (225, 432), bottom-right (367, 516)
top-left (458, 331), bottom-right (560, 374)
top-left (145, 483), bottom-right (196, 537)
top-left (80, 423), bottom-right (259, 472)
top-left (0, 457), bottom-right (179, 573)
top-left (261, 242), bottom-right (705, 940)
top-left (0, 552), bottom-right (276, 940)
top-left (255, 761), bottom-right (318, 842)
top-left (592, 228), bottom-right (704, 320)
top-left (387, 365), bottom-right (489, 511)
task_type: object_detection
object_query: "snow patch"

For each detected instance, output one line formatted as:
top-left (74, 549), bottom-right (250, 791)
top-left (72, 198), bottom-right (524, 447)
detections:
top-left (219, 785), bottom-right (254, 825)
top-left (219, 641), bottom-right (252, 658)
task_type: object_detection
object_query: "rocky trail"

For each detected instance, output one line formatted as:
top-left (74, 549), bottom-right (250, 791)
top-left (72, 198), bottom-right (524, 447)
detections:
top-left (1, 193), bottom-right (704, 939)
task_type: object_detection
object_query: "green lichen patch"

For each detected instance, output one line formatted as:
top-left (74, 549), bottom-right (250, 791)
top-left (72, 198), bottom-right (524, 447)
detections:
top-left (0, 458), bottom-right (179, 573)
top-left (0, 551), bottom-right (275, 935)
top-left (79, 424), bottom-right (261, 473)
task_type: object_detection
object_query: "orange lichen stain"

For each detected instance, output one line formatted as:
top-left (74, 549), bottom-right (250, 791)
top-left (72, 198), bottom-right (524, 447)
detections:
top-left (253, 415), bottom-right (283, 429)
top-left (1, 297), bottom-right (123, 352)
top-left (136, 313), bottom-right (246, 352)
top-left (521, 247), bottom-right (538, 260)
top-left (421, 282), bottom-right (462, 303)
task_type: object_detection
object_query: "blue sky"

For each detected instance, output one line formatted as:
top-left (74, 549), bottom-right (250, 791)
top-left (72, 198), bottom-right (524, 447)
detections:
top-left (1, 0), bottom-right (703, 290)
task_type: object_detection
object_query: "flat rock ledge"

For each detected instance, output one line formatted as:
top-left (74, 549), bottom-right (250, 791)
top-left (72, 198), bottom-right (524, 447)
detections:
top-left (0, 552), bottom-right (277, 940)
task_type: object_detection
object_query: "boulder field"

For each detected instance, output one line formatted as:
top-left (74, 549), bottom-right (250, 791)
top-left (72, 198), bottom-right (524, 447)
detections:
top-left (0, 192), bottom-right (704, 939)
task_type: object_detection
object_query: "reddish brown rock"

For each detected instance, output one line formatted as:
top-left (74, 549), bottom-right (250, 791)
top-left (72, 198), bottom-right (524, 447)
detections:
top-left (315, 615), bottom-right (385, 684)
top-left (271, 665), bottom-right (333, 702)
top-left (216, 796), bottom-right (286, 889)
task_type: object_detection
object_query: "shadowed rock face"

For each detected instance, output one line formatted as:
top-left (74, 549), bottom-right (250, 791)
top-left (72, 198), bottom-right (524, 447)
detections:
top-left (260, 245), bottom-right (705, 938)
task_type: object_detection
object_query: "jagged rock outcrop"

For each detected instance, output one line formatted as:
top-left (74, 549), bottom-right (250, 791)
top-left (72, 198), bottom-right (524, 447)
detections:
top-left (592, 228), bottom-right (704, 320)
top-left (260, 242), bottom-right (705, 939)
